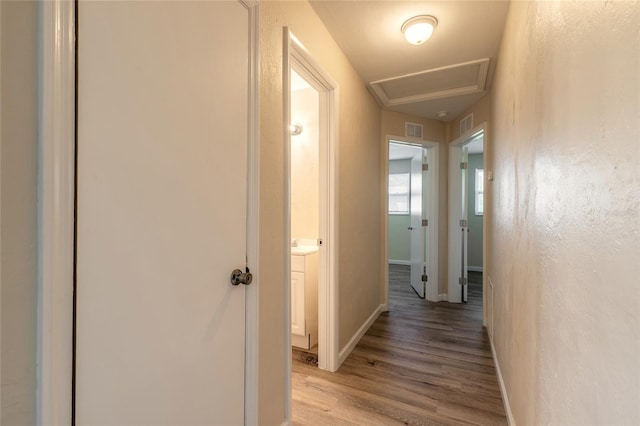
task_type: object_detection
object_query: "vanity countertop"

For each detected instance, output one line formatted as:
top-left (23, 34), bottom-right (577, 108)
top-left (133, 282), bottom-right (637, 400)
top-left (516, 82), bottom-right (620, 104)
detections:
top-left (291, 245), bottom-right (319, 255)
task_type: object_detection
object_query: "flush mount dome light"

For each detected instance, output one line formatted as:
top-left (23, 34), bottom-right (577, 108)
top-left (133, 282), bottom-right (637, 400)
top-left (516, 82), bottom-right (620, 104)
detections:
top-left (401, 15), bottom-right (438, 45)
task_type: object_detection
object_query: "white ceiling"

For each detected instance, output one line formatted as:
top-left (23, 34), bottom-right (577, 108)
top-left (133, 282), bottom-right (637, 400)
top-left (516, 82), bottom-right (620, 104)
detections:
top-left (466, 133), bottom-right (484, 154)
top-left (389, 142), bottom-right (423, 160)
top-left (309, 1), bottom-right (510, 121)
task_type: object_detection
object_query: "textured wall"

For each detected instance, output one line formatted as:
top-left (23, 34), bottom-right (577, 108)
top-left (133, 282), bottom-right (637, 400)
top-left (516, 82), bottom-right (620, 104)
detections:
top-left (291, 86), bottom-right (320, 241)
top-left (259, 2), bottom-right (382, 423)
top-left (490, 1), bottom-right (640, 424)
top-left (448, 94), bottom-right (491, 142)
top-left (0, 1), bottom-right (38, 424)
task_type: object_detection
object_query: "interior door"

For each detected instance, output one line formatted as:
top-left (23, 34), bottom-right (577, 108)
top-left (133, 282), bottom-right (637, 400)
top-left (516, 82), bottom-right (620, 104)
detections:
top-left (422, 150), bottom-right (430, 298)
top-left (460, 147), bottom-right (469, 303)
top-left (75, 2), bottom-right (249, 424)
top-left (409, 151), bottom-right (424, 298)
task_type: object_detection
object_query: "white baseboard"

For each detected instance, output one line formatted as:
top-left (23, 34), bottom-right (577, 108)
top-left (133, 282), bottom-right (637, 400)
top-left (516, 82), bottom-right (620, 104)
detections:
top-left (490, 336), bottom-right (515, 426)
top-left (338, 304), bottom-right (384, 367)
top-left (388, 259), bottom-right (411, 266)
top-left (468, 266), bottom-right (483, 272)
top-left (438, 293), bottom-right (448, 301)
top-left (380, 303), bottom-right (389, 313)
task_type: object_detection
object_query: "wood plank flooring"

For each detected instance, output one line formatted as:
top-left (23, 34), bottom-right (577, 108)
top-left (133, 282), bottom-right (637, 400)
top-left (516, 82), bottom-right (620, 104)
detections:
top-left (291, 265), bottom-right (506, 425)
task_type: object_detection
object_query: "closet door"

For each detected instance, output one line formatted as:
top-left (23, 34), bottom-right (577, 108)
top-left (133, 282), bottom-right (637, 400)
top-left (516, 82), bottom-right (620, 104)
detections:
top-left (75, 2), bottom-right (249, 424)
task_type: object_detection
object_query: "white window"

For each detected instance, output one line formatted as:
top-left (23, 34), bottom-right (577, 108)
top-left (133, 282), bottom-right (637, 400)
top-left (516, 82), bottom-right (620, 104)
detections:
top-left (475, 169), bottom-right (484, 215)
top-left (388, 173), bottom-right (410, 214)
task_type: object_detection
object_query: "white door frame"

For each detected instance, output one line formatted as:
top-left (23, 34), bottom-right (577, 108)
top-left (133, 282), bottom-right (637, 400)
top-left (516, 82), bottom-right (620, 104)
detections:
top-left (383, 136), bottom-right (440, 303)
top-left (409, 148), bottom-right (425, 298)
top-left (37, 2), bottom-right (260, 424)
top-left (283, 26), bottom-right (340, 421)
top-left (448, 123), bottom-right (486, 305)
top-left (0, 3), bottom-right (3, 420)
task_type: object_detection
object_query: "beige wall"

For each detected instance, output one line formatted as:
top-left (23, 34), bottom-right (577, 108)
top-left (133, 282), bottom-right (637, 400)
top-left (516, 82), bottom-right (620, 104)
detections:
top-left (259, 2), bottom-right (382, 424)
top-left (0, 1), bottom-right (38, 424)
top-left (381, 110), bottom-right (448, 294)
top-left (490, 1), bottom-right (639, 424)
top-left (291, 86), bottom-right (320, 241)
top-left (448, 94), bottom-right (491, 142)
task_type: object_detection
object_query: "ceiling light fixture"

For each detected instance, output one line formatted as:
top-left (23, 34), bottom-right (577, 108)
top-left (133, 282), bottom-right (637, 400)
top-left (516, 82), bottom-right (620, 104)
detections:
top-left (401, 15), bottom-right (438, 45)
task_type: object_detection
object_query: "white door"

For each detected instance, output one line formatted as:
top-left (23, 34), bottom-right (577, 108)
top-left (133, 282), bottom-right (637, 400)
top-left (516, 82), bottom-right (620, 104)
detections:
top-left (409, 152), bottom-right (424, 297)
top-left (75, 2), bottom-right (249, 425)
top-left (460, 147), bottom-right (469, 303)
top-left (422, 151), bottom-right (430, 297)
top-left (448, 144), bottom-right (467, 303)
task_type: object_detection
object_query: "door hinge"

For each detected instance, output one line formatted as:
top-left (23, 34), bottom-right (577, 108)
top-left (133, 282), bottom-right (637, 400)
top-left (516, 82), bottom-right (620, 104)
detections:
top-left (317, 238), bottom-right (323, 246)
top-left (421, 274), bottom-right (428, 282)
top-left (422, 219), bottom-right (428, 227)
top-left (422, 164), bottom-right (429, 171)
top-left (459, 219), bottom-right (467, 227)
top-left (458, 277), bottom-right (468, 286)
top-left (460, 162), bottom-right (468, 170)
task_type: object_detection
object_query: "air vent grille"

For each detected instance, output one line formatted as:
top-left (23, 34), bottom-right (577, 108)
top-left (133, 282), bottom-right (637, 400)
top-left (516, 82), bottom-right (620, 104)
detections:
top-left (405, 122), bottom-right (423, 139)
top-left (460, 113), bottom-right (473, 135)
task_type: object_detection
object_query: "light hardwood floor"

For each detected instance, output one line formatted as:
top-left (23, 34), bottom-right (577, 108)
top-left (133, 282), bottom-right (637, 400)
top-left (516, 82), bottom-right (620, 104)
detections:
top-left (291, 265), bottom-right (506, 425)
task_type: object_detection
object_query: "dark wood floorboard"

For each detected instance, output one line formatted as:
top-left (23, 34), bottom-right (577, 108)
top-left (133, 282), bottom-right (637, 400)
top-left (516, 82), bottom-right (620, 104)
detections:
top-left (292, 265), bottom-right (506, 426)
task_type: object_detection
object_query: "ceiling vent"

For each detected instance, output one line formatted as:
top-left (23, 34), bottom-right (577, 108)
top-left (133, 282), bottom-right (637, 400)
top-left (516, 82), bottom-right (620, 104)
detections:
top-left (405, 122), bottom-right (423, 139)
top-left (459, 113), bottom-right (474, 135)
top-left (369, 58), bottom-right (490, 107)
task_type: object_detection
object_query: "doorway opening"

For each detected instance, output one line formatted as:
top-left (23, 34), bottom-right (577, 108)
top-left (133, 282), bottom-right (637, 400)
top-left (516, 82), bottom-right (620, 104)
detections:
top-left (384, 136), bottom-right (439, 305)
top-left (289, 69), bottom-right (321, 353)
top-left (448, 125), bottom-right (486, 307)
top-left (284, 26), bottom-right (339, 406)
top-left (284, 27), bottom-right (339, 421)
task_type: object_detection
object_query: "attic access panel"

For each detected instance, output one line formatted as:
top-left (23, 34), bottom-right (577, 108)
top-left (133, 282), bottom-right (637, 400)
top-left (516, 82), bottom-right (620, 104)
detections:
top-left (369, 58), bottom-right (490, 107)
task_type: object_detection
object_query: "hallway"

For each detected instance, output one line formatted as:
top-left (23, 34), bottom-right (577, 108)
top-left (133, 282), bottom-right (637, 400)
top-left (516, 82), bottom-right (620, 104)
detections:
top-left (292, 265), bottom-right (506, 425)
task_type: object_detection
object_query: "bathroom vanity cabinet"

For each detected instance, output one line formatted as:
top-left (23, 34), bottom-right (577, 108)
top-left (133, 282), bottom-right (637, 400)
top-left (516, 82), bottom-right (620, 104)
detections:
top-left (291, 250), bottom-right (318, 350)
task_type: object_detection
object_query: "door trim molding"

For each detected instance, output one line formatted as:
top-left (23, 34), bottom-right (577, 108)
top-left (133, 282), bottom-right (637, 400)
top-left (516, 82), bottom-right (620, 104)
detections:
top-left (244, 1), bottom-right (260, 425)
top-left (284, 26), bottom-right (340, 424)
top-left (289, 30), bottom-right (340, 372)
top-left (38, 1), bottom-right (76, 424)
top-left (38, 2), bottom-right (260, 424)
top-left (290, 37), bottom-right (340, 373)
top-left (448, 141), bottom-right (465, 303)
top-left (448, 123), bottom-right (486, 305)
top-left (383, 136), bottom-right (440, 303)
